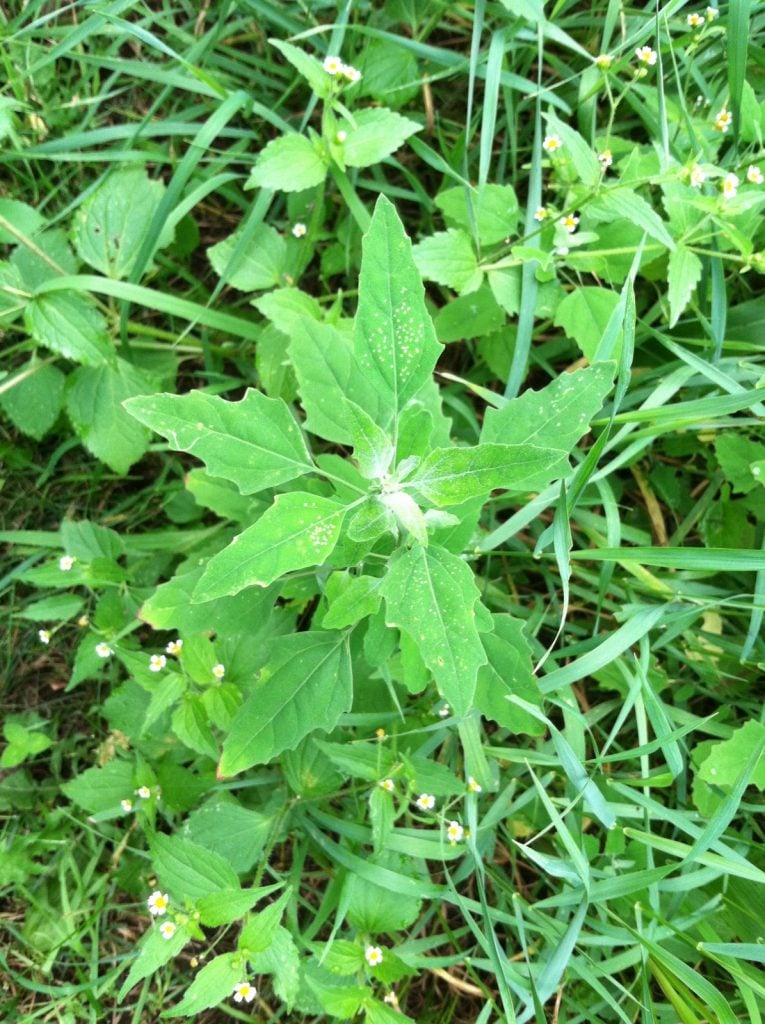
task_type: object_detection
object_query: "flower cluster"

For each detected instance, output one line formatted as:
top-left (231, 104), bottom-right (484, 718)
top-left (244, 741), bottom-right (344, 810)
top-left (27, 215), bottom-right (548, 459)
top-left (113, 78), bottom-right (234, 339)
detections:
top-left (323, 56), bottom-right (361, 83)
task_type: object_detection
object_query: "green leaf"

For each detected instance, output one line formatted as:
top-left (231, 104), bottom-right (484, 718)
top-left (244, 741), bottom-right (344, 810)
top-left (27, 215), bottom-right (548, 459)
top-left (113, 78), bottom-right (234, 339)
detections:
top-left (62, 760), bottom-right (134, 816)
top-left (124, 389), bottom-right (313, 495)
top-left (434, 285), bottom-right (506, 343)
top-left (253, 286), bottom-right (322, 334)
top-left (151, 833), bottom-right (240, 902)
top-left (61, 519), bottom-right (124, 561)
top-left (238, 888), bottom-right (290, 954)
top-left (475, 614), bottom-right (545, 735)
top-left (698, 721), bottom-right (765, 791)
top-left (340, 108), bottom-right (421, 168)
top-left (171, 695), bottom-right (219, 760)
top-left (66, 358), bottom-right (155, 473)
top-left (16, 593), bottom-right (83, 622)
top-left (553, 288), bottom-right (622, 362)
top-left (185, 795), bottom-right (272, 874)
top-left (118, 923), bottom-right (190, 1001)
top-left (380, 544), bottom-right (486, 714)
top-left (544, 112), bottom-right (601, 187)
top-left (589, 188), bottom-right (675, 251)
top-left (435, 183), bottom-right (520, 246)
top-left (412, 228), bottom-right (482, 294)
top-left (0, 198), bottom-right (46, 243)
top-left (289, 319), bottom-right (380, 444)
top-left (197, 887), bottom-right (268, 927)
top-left (381, 489), bottom-right (428, 544)
top-left (321, 573), bottom-right (383, 629)
top-left (140, 566), bottom-right (275, 636)
top-left (0, 723), bottom-right (52, 768)
top-left (715, 435), bottom-right (765, 494)
top-left (407, 442), bottom-right (552, 506)
top-left (344, 870), bottom-right (422, 932)
top-left (194, 493), bottom-right (347, 600)
top-left (0, 360), bottom-right (65, 440)
top-left (481, 363), bottom-right (614, 489)
top-left (25, 291), bottom-right (113, 365)
top-left (12, 228), bottom-right (78, 289)
top-left (667, 245), bottom-right (703, 327)
top-left (247, 133), bottom-right (328, 192)
top-left (343, 401), bottom-right (395, 480)
top-left (346, 498), bottom-right (397, 543)
top-left (219, 631), bottom-right (352, 774)
top-left (72, 168), bottom-right (173, 279)
top-left (269, 38), bottom-right (332, 98)
top-left (0, 261), bottom-right (25, 325)
top-left (163, 952), bottom-right (242, 1017)
top-left (207, 223), bottom-right (287, 291)
top-left (354, 195), bottom-right (444, 429)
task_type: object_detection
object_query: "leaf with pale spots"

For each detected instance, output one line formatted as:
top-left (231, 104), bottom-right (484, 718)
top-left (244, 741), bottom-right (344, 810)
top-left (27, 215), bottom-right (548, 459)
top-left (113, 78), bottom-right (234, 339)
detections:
top-left (380, 544), bottom-right (486, 715)
top-left (480, 363), bottom-right (614, 489)
top-left (194, 493), bottom-right (347, 600)
top-left (219, 631), bottom-right (352, 774)
top-left (124, 389), bottom-right (314, 495)
top-left (353, 196), bottom-right (443, 432)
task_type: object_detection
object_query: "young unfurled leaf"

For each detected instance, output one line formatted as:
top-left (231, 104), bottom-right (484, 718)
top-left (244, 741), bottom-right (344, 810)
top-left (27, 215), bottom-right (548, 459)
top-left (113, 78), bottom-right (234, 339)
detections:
top-left (194, 493), bottom-right (348, 600)
top-left (380, 544), bottom-right (486, 714)
top-left (124, 389), bottom-right (314, 495)
top-left (219, 631), bottom-right (352, 774)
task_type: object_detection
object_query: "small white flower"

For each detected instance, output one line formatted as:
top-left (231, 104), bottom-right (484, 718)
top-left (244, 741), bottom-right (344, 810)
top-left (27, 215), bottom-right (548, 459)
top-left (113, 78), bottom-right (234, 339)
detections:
top-left (722, 172), bottom-right (739, 199)
top-left (594, 54), bottom-right (613, 70)
top-left (136, 786), bottom-right (151, 800)
top-left (121, 798), bottom-right (133, 813)
top-left (59, 555), bottom-right (75, 572)
top-left (384, 991), bottom-right (399, 1007)
top-left (291, 222), bottom-right (307, 238)
top-left (95, 642), bottom-right (113, 658)
top-left (687, 12), bottom-right (705, 27)
top-left (336, 129), bottom-right (347, 143)
top-left (379, 778), bottom-right (395, 792)
top-left (38, 629), bottom-right (51, 645)
top-left (598, 148), bottom-right (613, 169)
top-left (415, 793), bottom-right (436, 811)
top-left (437, 703), bottom-right (451, 718)
top-left (468, 776), bottom-right (482, 793)
top-left (232, 981), bottom-right (257, 1004)
top-left (149, 654), bottom-right (166, 673)
top-left (342, 63), bottom-right (362, 83)
top-left (159, 920), bottom-right (177, 940)
top-left (165, 639), bottom-right (183, 656)
top-left (714, 109), bottom-right (732, 133)
top-left (746, 165), bottom-right (764, 185)
top-left (212, 663), bottom-right (225, 680)
top-left (446, 820), bottom-right (464, 843)
top-left (706, 6), bottom-right (719, 20)
top-left (77, 615), bottom-right (89, 628)
top-left (635, 46), bottom-right (657, 66)
top-left (147, 891), bottom-right (169, 916)
top-left (690, 164), bottom-right (706, 187)
top-left (365, 945), bottom-right (384, 967)
top-left (534, 206), bottom-right (548, 222)
top-left (562, 214), bottom-right (579, 233)
top-left (323, 55), bottom-right (343, 76)
top-left (542, 133), bottom-right (562, 153)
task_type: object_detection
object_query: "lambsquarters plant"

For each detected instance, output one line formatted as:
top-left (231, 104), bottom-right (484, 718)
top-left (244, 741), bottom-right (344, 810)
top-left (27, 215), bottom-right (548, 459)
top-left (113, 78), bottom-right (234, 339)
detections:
top-left (64, 197), bottom-right (614, 1018)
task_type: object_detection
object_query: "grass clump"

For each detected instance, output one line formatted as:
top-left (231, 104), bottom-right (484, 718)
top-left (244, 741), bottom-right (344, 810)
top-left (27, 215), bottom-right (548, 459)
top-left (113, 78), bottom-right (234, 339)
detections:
top-left (1, 2), bottom-right (764, 1023)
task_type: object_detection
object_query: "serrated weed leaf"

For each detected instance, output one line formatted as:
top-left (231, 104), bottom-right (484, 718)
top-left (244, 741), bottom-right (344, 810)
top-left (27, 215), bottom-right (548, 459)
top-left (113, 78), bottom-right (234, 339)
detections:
top-left (219, 632), bottom-right (352, 774)
top-left (194, 493), bottom-right (348, 600)
top-left (353, 196), bottom-right (443, 433)
top-left (380, 544), bottom-right (486, 714)
top-left (124, 389), bottom-right (314, 495)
